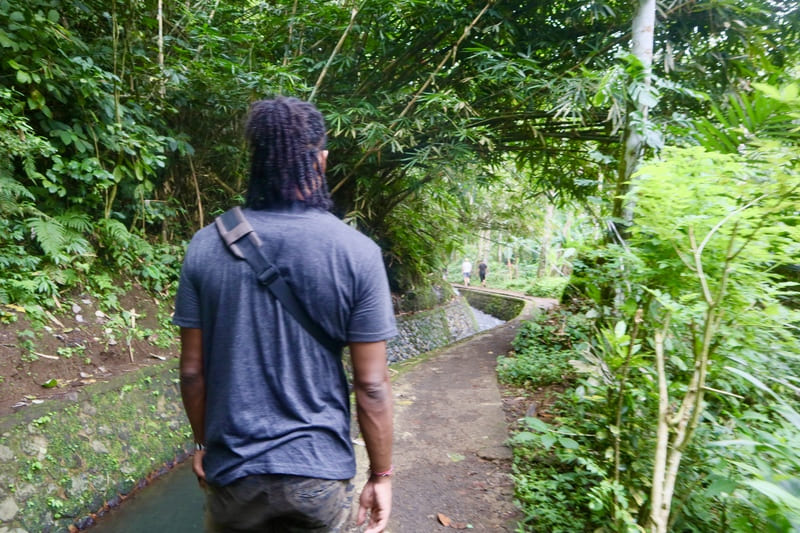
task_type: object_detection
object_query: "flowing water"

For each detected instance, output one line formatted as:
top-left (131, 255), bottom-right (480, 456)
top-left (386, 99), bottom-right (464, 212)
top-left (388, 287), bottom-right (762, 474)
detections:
top-left (89, 461), bottom-right (203, 531)
top-left (472, 306), bottom-right (505, 331)
top-left (89, 305), bottom-right (503, 531)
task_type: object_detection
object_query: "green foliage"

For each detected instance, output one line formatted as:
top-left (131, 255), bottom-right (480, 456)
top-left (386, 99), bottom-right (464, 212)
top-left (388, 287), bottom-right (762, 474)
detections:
top-left (94, 219), bottom-right (183, 294)
top-left (511, 452), bottom-right (594, 532)
top-left (713, 403), bottom-right (800, 531)
top-left (394, 283), bottom-right (455, 313)
top-left (377, 175), bottom-right (466, 292)
top-left (525, 277), bottom-right (569, 300)
top-left (16, 328), bottom-right (37, 361)
top-left (3, 0), bottom-right (796, 297)
top-left (497, 346), bottom-right (572, 389)
top-left (0, 0), bottom-right (190, 311)
top-left (512, 81), bottom-right (800, 530)
top-left (630, 142), bottom-right (798, 529)
top-left (506, 312), bottom-right (744, 532)
top-left (56, 345), bottom-right (84, 359)
top-left (497, 313), bottom-right (590, 388)
top-left (561, 133), bottom-right (797, 532)
top-left (507, 371), bottom-right (637, 532)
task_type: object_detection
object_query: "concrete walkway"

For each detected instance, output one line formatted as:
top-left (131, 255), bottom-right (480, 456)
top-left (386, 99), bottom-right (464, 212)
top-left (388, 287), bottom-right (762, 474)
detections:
top-left (353, 295), bottom-right (549, 532)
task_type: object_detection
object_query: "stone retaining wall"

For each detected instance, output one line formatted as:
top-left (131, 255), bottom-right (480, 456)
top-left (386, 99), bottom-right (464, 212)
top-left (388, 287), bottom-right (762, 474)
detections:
top-left (0, 363), bottom-right (191, 532)
top-left (0, 295), bottom-right (491, 532)
top-left (387, 296), bottom-right (479, 363)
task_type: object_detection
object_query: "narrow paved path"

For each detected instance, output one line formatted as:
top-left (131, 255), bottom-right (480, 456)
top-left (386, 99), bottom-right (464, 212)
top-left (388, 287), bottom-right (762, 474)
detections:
top-left (353, 294), bottom-right (554, 532)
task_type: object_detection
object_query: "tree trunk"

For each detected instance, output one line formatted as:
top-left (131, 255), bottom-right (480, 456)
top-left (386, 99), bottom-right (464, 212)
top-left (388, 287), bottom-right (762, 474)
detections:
top-left (649, 226), bottom-right (738, 532)
top-left (611, 0), bottom-right (656, 228)
top-left (111, 0), bottom-right (121, 125)
top-left (560, 214), bottom-right (573, 275)
top-left (537, 200), bottom-right (555, 277)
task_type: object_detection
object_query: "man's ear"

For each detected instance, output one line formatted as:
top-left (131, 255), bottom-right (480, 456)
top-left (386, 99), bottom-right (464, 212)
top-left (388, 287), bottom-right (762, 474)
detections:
top-left (318, 149), bottom-right (329, 175)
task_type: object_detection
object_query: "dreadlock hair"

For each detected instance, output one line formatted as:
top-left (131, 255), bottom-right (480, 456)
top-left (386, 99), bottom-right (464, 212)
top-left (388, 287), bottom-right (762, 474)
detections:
top-left (244, 97), bottom-right (333, 211)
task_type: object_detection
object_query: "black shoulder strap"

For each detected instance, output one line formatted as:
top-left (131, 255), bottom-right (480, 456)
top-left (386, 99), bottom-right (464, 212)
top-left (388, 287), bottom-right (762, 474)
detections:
top-left (215, 207), bottom-right (342, 354)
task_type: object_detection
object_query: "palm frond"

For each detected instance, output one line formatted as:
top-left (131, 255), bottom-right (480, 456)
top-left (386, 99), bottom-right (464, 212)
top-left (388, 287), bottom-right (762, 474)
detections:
top-left (695, 87), bottom-right (794, 153)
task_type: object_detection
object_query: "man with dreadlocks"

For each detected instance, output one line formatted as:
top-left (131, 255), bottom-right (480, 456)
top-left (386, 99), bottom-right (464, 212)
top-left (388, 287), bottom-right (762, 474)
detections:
top-left (174, 97), bottom-right (396, 532)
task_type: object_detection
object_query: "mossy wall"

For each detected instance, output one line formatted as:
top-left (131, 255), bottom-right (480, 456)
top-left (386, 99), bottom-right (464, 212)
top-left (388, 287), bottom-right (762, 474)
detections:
top-left (0, 363), bottom-right (191, 532)
top-left (461, 290), bottom-right (525, 321)
top-left (0, 295), bottom-right (485, 532)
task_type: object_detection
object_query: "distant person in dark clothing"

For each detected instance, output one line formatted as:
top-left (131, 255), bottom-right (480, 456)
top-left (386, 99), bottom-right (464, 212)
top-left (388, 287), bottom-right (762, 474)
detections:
top-left (478, 259), bottom-right (488, 287)
top-left (174, 97), bottom-right (396, 533)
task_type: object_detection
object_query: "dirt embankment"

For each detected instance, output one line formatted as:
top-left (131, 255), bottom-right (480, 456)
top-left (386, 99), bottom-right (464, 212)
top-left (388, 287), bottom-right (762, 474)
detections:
top-left (0, 284), bottom-right (177, 417)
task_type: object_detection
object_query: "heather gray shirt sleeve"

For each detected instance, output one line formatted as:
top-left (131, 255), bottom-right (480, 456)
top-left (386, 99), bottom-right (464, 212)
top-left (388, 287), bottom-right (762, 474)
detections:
top-left (347, 246), bottom-right (397, 342)
top-left (172, 237), bottom-right (202, 329)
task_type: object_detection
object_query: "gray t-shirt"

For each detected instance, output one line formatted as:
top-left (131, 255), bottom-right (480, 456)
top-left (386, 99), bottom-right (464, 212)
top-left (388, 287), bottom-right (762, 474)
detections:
top-left (173, 206), bottom-right (397, 486)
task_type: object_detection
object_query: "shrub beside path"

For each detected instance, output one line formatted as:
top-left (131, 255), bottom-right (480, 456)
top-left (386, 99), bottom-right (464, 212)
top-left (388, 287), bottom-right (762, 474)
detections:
top-left (353, 291), bottom-right (557, 532)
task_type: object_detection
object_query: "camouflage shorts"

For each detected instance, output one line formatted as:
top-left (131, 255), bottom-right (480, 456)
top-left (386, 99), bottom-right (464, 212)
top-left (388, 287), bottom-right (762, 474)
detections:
top-left (205, 474), bottom-right (355, 532)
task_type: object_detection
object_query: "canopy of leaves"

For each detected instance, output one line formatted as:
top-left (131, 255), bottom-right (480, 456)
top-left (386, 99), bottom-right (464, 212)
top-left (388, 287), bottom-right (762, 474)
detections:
top-left (1, 0), bottom-right (798, 298)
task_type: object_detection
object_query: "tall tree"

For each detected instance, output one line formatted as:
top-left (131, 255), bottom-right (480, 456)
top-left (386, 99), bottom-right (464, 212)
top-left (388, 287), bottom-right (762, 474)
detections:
top-left (611, 0), bottom-right (656, 231)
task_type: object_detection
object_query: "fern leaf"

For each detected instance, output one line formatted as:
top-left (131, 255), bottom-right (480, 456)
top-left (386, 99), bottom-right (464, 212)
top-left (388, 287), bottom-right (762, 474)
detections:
top-left (27, 217), bottom-right (66, 258)
top-left (56, 210), bottom-right (93, 233)
top-left (64, 236), bottom-right (93, 257)
top-left (64, 234), bottom-right (94, 255)
top-left (96, 218), bottom-right (132, 243)
top-left (0, 176), bottom-right (35, 215)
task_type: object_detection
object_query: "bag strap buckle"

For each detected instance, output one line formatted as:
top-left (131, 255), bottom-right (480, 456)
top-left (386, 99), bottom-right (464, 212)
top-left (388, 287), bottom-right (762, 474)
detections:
top-left (256, 264), bottom-right (280, 286)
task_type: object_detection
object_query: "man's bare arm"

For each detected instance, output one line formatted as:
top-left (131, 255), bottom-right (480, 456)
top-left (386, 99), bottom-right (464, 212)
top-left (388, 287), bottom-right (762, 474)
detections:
top-left (350, 341), bottom-right (393, 533)
top-left (179, 327), bottom-right (206, 481)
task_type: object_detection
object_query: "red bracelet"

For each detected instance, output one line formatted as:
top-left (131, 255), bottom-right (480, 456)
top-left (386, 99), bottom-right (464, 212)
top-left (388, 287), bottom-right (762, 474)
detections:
top-left (369, 465), bottom-right (395, 478)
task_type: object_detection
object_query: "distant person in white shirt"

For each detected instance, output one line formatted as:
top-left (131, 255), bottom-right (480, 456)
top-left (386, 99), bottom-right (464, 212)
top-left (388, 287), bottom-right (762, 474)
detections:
top-left (462, 259), bottom-right (473, 286)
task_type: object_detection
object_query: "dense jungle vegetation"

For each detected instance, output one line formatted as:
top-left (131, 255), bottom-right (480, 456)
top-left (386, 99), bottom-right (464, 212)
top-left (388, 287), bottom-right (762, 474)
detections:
top-left (1, 0), bottom-right (799, 531)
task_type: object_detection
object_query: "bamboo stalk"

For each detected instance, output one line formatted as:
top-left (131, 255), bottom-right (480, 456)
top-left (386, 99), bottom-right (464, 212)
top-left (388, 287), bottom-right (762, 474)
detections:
top-left (283, 0), bottom-right (300, 67)
top-left (188, 157), bottom-right (205, 229)
top-left (158, 0), bottom-right (165, 98)
top-left (611, 0), bottom-right (656, 227)
top-left (211, 173), bottom-right (238, 196)
top-left (310, 6), bottom-right (359, 102)
top-left (112, 0), bottom-right (121, 125)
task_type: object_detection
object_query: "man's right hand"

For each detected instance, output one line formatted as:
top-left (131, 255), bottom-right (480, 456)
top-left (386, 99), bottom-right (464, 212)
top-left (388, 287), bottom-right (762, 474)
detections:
top-left (350, 340), bottom-right (393, 532)
top-left (356, 477), bottom-right (392, 533)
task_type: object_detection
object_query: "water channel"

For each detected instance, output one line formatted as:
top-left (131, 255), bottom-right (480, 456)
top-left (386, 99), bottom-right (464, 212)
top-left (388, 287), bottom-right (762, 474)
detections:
top-left (89, 461), bottom-right (203, 531)
top-left (89, 306), bottom-right (503, 531)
